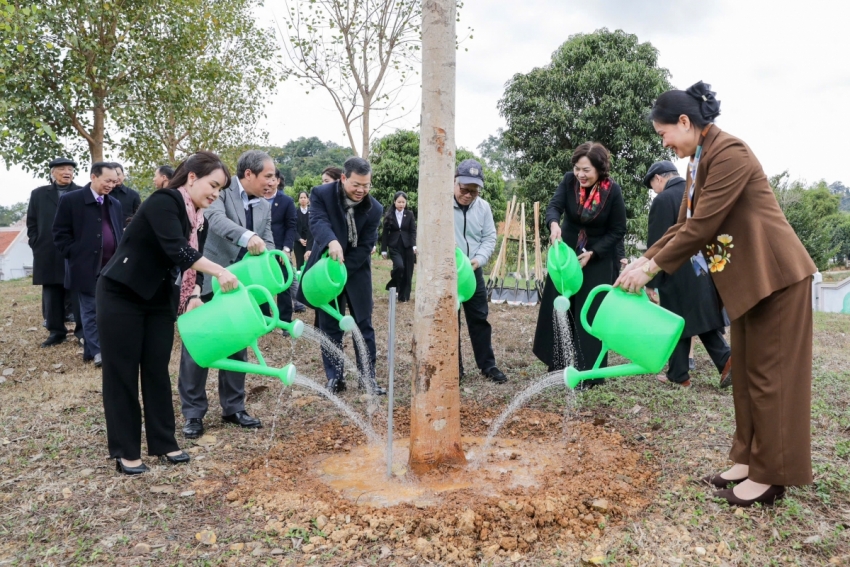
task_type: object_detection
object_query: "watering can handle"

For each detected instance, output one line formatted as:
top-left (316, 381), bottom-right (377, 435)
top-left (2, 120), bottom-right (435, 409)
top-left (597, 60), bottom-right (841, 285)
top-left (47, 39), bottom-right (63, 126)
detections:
top-left (579, 284), bottom-right (612, 334)
top-left (246, 284), bottom-right (277, 333)
top-left (268, 249), bottom-right (294, 289)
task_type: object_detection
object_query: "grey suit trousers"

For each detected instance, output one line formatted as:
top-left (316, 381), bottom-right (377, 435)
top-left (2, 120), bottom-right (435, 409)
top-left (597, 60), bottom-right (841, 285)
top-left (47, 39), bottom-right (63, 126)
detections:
top-left (177, 344), bottom-right (247, 419)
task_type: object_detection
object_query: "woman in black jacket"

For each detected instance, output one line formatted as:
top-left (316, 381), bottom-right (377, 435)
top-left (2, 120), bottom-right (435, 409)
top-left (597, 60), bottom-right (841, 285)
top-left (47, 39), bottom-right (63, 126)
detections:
top-left (533, 142), bottom-right (627, 387)
top-left (97, 152), bottom-right (238, 475)
top-left (294, 190), bottom-right (313, 270)
top-left (380, 191), bottom-right (417, 302)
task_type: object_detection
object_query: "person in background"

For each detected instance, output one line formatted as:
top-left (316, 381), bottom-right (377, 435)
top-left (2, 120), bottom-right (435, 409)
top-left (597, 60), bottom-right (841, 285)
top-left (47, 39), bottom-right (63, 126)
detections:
top-left (617, 81), bottom-right (816, 506)
top-left (453, 159), bottom-right (508, 384)
top-left (97, 151), bottom-right (238, 475)
top-left (532, 142), bottom-right (627, 388)
top-left (109, 162), bottom-right (141, 226)
top-left (292, 190), bottom-right (313, 313)
top-left (381, 191), bottom-right (417, 302)
top-left (52, 162), bottom-right (124, 367)
top-left (261, 169), bottom-right (298, 333)
top-left (643, 159), bottom-right (732, 389)
top-left (153, 165), bottom-right (175, 190)
top-left (321, 166), bottom-right (343, 185)
top-left (296, 157), bottom-right (384, 394)
top-left (177, 150), bottom-right (276, 439)
top-left (27, 157), bottom-right (84, 347)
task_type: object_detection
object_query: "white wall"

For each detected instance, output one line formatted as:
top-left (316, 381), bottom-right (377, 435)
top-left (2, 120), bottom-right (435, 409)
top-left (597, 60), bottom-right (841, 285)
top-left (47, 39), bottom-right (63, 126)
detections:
top-left (812, 272), bottom-right (850, 314)
top-left (0, 231), bottom-right (33, 281)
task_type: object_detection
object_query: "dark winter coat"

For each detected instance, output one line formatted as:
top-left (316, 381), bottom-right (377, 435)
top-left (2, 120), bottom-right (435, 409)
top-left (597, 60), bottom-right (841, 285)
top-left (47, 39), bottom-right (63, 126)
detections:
top-left (647, 176), bottom-right (726, 337)
top-left (111, 184), bottom-right (141, 225)
top-left (296, 181), bottom-right (382, 313)
top-left (26, 181), bottom-right (82, 285)
top-left (268, 191), bottom-right (298, 251)
top-left (380, 208), bottom-right (416, 252)
top-left (52, 187), bottom-right (124, 294)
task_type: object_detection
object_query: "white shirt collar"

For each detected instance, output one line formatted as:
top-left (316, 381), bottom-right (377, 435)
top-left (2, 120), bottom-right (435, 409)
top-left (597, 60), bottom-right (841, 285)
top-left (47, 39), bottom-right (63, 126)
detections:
top-left (300, 206), bottom-right (308, 213)
top-left (236, 178), bottom-right (262, 208)
top-left (90, 187), bottom-right (103, 202)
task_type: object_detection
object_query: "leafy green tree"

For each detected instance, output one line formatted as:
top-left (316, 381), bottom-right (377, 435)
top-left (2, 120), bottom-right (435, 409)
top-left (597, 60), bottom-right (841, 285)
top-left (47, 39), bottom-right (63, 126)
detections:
top-left (0, 0), bottom-right (276, 175)
top-left (0, 202), bottom-right (27, 227)
top-left (477, 128), bottom-right (518, 181)
top-left (369, 129), bottom-right (506, 221)
top-left (291, 174), bottom-right (322, 199)
top-left (497, 28), bottom-right (673, 249)
top-left (266, 138), bottom-right (353, 186)
top-left (771, 172), bottom-right (840, 270)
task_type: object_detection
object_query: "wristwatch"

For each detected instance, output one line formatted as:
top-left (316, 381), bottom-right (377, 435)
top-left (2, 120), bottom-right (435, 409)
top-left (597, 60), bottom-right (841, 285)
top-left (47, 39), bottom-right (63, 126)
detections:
top-left (641, 262), bottom-right (658, 277)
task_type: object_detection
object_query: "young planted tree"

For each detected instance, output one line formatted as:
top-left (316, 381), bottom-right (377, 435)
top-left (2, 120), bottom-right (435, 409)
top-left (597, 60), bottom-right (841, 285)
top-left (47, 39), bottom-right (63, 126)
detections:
top-left (408, 0), bottom-right (465, 475)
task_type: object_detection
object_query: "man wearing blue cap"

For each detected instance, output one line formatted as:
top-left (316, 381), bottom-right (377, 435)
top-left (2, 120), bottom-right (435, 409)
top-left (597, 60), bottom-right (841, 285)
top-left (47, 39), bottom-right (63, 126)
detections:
top-left (454, 159), bottom-right (507, 384)
top-left (644, 160), bottom-right (732, 388)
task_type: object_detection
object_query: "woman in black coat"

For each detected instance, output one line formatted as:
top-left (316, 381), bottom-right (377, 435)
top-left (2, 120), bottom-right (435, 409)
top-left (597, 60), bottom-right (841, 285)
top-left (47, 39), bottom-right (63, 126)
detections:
top-left (97, 152), bottom-right (239, 475)
top-left (533, 142), bottom-right (627, 387)
top-left (294, 190), bottom-right (313, 270)
top-left (380, 191), bottom-right (417, 302)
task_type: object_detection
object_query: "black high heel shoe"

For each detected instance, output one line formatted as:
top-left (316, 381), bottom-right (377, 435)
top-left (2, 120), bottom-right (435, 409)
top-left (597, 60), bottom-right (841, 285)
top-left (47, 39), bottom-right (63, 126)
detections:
top-left (160, 451), bottom-right (190, 465)
top-left (115, 458), bottom-right (149, 475)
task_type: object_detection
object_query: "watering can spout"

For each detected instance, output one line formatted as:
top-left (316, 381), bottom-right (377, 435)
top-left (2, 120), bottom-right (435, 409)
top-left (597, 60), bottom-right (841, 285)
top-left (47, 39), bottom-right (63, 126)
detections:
top-left (267, 317), bottom-right (305, 339)
top-left (564, 363), bottom-right (651, 389)
top-left (212, 358), bottom-right (297, 386)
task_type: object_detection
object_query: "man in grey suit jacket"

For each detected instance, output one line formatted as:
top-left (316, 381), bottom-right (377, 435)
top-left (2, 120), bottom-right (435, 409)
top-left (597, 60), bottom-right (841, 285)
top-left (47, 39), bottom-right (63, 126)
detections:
top-left (178, 150), bottom-right (278, 439)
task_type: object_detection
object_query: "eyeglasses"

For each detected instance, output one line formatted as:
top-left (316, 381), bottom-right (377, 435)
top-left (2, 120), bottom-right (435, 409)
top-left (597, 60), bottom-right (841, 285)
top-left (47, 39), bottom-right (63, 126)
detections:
top-left (349, 181), bottom-right (372, 190)
top-left (458, 186), bottom-right (480, 196)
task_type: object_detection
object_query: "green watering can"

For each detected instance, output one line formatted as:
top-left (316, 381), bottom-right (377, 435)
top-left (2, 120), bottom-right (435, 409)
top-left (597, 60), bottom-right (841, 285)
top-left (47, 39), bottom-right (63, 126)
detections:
top-left (301, 251), bottom-right (356, 331)
top-left (456, 247), bottom-right (477, 309)
top-left (564, 284), bottom-right (685, 389)
top-left (211, 250), bottom-right (304, 338)
top-left (548, 240), bottom-right (583, 313)
top-left (178, 283), bottom-right (297, 386)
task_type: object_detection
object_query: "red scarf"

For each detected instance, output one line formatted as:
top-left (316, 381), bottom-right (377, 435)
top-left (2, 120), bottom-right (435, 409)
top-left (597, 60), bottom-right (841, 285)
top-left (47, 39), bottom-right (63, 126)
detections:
top-left (178, 186), bottom-right (205, 314)
top-left (576, 178), bottom-right (612, 224)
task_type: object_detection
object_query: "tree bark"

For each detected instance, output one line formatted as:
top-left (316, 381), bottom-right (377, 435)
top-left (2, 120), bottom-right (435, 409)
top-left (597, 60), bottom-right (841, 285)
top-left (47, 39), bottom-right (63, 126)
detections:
top-left (408, 0), bottom-right (465, 475)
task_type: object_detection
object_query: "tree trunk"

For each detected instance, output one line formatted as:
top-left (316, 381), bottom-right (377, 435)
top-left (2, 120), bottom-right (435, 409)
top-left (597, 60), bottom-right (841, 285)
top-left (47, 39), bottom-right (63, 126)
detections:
top-left (361, 93), bottom-right (371, 160)
top-left (88, 100), bottom-right (106, 162)
top-left (408, 0), bottom-right (465, 475)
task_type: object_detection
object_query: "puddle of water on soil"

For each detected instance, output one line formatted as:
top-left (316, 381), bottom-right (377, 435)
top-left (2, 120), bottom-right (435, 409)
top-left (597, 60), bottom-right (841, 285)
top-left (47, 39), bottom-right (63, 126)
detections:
top-left (314, 436), bottom-right (568, 508)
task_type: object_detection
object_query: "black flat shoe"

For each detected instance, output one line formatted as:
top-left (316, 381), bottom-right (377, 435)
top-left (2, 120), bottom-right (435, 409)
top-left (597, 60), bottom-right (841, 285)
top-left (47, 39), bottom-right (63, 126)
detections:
top-left (483, 367), bottom-right (508, 384)
top-left (160, 451), bottom-right (190, 464)
top-left (222, 411), bottom-right (262, 429)
top-left (182, 418), bottom-right (204, 439)
top-left (700, 473), bottom-right (748, 489)
top-left (40, 335), bottom-right (67, 348)
top-left (116, 458), bottom-right (149, 475)
top-left (713, 485), bottom-right (785, 507)
top-left (326, 378), bottom-right (347, 394)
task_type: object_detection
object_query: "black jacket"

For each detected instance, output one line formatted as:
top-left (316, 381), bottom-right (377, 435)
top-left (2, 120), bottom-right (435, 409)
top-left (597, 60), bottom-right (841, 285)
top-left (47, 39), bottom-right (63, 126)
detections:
top-left (647, 176), bottom-right (726, 337)
top-left (111, 184), bottom-right (141, 225)
top-left (26, 181), bottom-right (81, 285)
top-left (295, 207), bottom-right (313, 248)
top-left (52, 187), bottom-right (124, 294)
top-left (545, 172), bottom-right (627, 261)
top-left (268, 191), bottom-right (297, 251)
top-left (296, 181), bottom-right (382, 311)
top-left (101, 189), bottom-right (206, 316)
top-left (380, 208), bottom-right (416, 252)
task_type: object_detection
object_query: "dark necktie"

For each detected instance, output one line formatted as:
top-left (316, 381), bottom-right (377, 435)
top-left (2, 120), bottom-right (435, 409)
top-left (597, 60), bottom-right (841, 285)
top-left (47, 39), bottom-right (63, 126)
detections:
top-left (245, 203), bottom-right (254, 232)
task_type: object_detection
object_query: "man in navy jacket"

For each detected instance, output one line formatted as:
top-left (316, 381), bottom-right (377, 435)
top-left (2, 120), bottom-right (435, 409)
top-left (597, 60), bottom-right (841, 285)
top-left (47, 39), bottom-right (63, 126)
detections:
top-left (262, 171), bottom-right (298, 328)
top-left (53, 162), bottom-right (124, 366)
top-left (296, 157), bottom-right (384, 394)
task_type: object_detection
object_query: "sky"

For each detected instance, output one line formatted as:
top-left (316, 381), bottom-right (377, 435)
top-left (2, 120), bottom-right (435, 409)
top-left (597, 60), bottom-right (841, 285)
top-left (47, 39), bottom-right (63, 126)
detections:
top-left (1, 0), bottom-right (848, 206)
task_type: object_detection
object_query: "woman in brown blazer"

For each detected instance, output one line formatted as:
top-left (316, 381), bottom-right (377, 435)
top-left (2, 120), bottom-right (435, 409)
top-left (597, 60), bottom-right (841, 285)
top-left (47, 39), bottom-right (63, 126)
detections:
top-left (617, 82), bottom-right (816, 507)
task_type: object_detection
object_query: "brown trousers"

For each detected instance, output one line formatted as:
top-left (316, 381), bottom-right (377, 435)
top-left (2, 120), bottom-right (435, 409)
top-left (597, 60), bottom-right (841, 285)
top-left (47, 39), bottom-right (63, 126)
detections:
top-left (729, 276), bottom-right (812, 486)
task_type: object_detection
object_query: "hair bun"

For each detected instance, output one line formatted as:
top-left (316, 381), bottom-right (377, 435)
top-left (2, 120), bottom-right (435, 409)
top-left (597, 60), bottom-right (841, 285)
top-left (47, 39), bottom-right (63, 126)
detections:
top-left (685, 81), bottom-right (721, 122)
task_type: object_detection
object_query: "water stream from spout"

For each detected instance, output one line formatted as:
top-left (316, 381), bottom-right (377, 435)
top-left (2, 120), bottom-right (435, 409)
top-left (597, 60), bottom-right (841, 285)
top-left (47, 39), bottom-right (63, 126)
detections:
top-left (291, 374), bottom-right (383, 446)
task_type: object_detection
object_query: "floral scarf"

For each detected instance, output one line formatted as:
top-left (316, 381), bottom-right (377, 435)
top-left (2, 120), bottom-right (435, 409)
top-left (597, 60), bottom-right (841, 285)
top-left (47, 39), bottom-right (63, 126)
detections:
top-left (178, 186), bottom-right (205, 314)
top-left (574, 177), bottom-right (612, 251)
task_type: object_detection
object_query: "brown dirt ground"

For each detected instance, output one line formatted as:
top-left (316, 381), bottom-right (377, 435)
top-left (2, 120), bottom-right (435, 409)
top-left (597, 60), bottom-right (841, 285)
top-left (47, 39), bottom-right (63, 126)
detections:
top-left (2, 261), bottom-right (850, 565)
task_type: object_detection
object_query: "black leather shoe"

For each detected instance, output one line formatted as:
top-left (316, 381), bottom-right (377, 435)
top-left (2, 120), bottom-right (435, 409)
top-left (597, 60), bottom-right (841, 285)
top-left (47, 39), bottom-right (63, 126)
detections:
top-left (293, 303), bottom-right (307, 313)
top-left (483, 367), bottom-right (508, 384)
top-left (41, 335), bottom-right (66, 348)
top-left (182, 418), bottom-right (204, 439)
top-left (160, 451), bottom-right (191, 464)
top-left (222, 411), bottom-right (262, 429)
top-left (326, 378), bottom-right (347, 394)
top-left (116, 458), bottom-right (149, 475)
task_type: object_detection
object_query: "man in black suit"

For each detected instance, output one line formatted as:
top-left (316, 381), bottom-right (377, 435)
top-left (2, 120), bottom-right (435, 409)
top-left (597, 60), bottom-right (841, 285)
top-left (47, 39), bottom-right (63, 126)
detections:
top-left (27, 157), bottom-right (84, 347)
top-left (153, 164), bottom-right (174, 190)
top-left (110, 162), bottom-right (141, 226)
top-left (296, 156), bottom-right (384, 394)
top-left (261, 170), bottom-right (298, 329)
top-left (644, 160), bottom-right (732, 389)
top-left (53, 162), bottom-right (124, 366)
